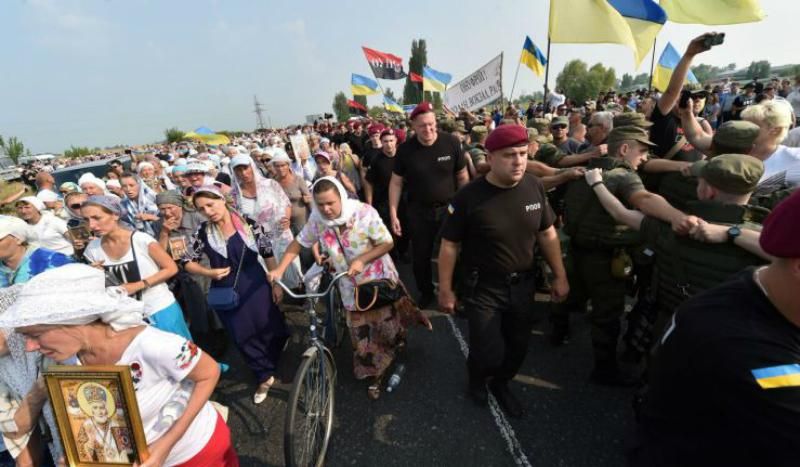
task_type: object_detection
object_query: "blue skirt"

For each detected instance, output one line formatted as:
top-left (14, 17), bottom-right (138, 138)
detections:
top-left (148, 301), bottom-right (192, 341)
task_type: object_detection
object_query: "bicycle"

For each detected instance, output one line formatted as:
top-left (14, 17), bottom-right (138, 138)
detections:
top-left (274, 271), bottom-right (348, 467)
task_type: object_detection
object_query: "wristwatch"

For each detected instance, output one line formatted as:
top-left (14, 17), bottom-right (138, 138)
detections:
top-left (726, 224), bottom-right (741, 243)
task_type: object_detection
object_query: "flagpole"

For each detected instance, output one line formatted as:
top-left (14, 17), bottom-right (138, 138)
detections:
top-left (543, 36), bottom-right (552, 100)
top-left (509, 55), bottom-right (522, 106)
top-left (648, 37), bottom-right (657, 90)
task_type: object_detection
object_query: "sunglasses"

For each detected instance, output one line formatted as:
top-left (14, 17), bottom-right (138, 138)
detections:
top-left (550, 124), bottom-right (568, 130)
top-left (69, 203), bottom-right (83, 210)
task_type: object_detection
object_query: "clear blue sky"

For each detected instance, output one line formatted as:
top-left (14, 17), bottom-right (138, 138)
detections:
top-left (1, 0), bottom-right (794, 153)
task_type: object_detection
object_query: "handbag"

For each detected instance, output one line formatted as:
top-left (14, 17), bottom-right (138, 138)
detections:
top-left (207, 247), bottom-right (246, 311)
top-left (333, 229), bottom-right (405, 312)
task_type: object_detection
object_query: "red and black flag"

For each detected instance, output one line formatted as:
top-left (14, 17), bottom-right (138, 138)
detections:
top-left (362, 46), bottom-right (407, 80)
top-left (410, 72), bottom-right (423, 85)
top-left (347, 99), bottom-right (368, 116)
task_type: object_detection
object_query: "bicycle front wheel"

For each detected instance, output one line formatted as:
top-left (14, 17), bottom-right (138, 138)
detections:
top-left (284, 345), bottom-right (336, 467)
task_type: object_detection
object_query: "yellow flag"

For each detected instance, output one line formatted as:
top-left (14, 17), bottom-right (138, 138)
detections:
top-left (660, 0), bottom-right (764, 25)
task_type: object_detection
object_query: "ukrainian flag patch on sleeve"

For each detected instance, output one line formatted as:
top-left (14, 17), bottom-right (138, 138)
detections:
top-left (751, 364), bottom-right (800, 389)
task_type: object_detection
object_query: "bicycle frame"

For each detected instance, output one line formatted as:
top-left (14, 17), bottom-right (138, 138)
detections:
top-left (275, 271), bottom-right (349, 343)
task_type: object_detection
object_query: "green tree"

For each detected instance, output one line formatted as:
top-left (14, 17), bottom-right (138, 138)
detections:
top-left (368, 106), bottom-right (386, 119)
top-left (633, 73), bottom-right (649, 86)
top-left (556, 60), bottom-right (616, 104)
top-left (0, 136), bottom-right (25, 165)
top-left (691, 64), bottom-right (724, 84)
top-left (403, 39), bottom-right (427, 105)
top-left (726, 63), bottom-right (737, 71)
top-left (384, 88), bottom-right (398, 103)
top-left (746, 60), bottom-right (771, 79)
top-left (353, 95), bottom-right (367, 108)
top-left (620, 73), bottom-right (633, 89)
top-left (332, 92), bottom-right (349, 122)
top-left (164, 127), bottom-right (185, 143)
top-left (63, 146), bottom-right (93, 159)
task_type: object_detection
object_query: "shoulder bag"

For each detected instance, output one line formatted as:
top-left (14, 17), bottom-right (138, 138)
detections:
top-left (333, 229), bottom-right (405, 312)
top-left (207, 247), bottom-right (246, 311)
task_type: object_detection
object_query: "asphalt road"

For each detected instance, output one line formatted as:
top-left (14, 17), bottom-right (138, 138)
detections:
top-left (213, 263), bottom-right (637, 467)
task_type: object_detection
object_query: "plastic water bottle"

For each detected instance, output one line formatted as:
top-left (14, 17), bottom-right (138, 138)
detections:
top-left (385, 364), bottom-right (406, 393)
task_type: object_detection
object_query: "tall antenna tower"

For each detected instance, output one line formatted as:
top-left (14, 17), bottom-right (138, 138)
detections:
top-left (253, 95), bottom-right (265, 130)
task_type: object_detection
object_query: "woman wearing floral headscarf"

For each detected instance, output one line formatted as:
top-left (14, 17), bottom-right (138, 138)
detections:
top-left (228, 154), bottom-right (302, 289)
top-left (183, 186), bottom-right (289, 404)
top-left (269, 177), bottom-right (430, 400)
top-left (119, 172), bottom-right (160, 237)
top-left (0, 264), bottom-right (237, 466)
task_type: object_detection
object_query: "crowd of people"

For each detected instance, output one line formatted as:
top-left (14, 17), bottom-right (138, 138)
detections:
top-left (0, 32), bottom-right (798, 466)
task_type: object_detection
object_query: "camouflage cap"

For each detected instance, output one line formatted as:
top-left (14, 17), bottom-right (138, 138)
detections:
top-left (471, 125), bottom-right (488, 140)
top-left (690, 154), bottom-right (764, 195)
top-left (453, 120), bottom-right (468, 134)
top-left (607, 125), bottom-right (657, 147)
top-left (613, 112), bottom-right (653, 129)
top-left (712, 120), bottom-right (760, 154)
top-left (550, 116), bottom-right (569, 127)
top-left (500, 118), bottom-right (518, 126)
top-left (535, 143), bottom-right (564, 166)
top-left (528, 117), bottom-right (551, 133)
top-left (439, 119), bottom-right (456, 132)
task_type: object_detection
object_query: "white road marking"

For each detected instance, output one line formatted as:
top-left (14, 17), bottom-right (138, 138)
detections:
top-left (445, 315), bottom-right (533, 467)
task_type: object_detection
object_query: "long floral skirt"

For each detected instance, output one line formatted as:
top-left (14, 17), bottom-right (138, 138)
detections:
top-left (346, 296), bottom-right (432, 380)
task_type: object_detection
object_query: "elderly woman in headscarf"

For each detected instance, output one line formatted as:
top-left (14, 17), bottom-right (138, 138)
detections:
top-left (14, 196), bottom-right (74, 256)
top-left (0, 215), bottom-right (73, 288)
top-left (229, 154), bottom-right (303, 290)
top-left (182, 186), bottom-right (289, 404)
top-left (270, 151), bottom-right (312, 235)
top-left (0, 264), bottom-right (237, 466)
top-left (269, 177), bottom-right (430, 400)
top-left (78, 173), bottom-right (116, 199)
top-left (119, 172), bottom-right (160, 237)
top-left (0, 286), bottom-right (63, 466)
top-left (80, 195), bottom-right (191, 341)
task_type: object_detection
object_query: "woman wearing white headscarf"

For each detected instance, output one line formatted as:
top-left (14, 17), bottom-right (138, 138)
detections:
top-left (269, 177), bottom-right (430, 400)
top-left (0, 264), bottom-right (238, 466)
top-left (229, 154), bottom-right (302, 289)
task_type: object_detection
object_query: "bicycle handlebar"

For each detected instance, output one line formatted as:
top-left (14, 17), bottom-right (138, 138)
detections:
top-left (273, 271), bottom-right (350, 300)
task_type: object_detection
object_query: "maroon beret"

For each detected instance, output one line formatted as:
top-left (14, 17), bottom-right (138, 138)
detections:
top-left (394, 128), bottom-right (407, 143)
top-left (484, 125), bottom-right (529, 152)
top-left (368, 124), bottom-right (385, 135)
top-left (379, 128), bottom-right (395, 139)
top-left (409, 101), bottom-right (434, 120)
top-left (759, 190), bottom-right (800, 258)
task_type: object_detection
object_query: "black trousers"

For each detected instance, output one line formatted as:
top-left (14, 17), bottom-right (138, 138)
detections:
top-left (375, 200), bottom-right (409, 259)
top-left (406, 203), bottom-right (446, 297)
top-left (464, 275), bottom-right (536, 383)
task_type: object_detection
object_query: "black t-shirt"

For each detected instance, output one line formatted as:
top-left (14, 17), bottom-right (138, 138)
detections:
top-left (347, 132), bottom-right (366, 156)
top-left (361, 141), bottom-right (382, 170)
top-left (392, 133), bottom-right (466, 206)
top-left (633, 268), bottom-right (800, 467)
top-left (733, 94), bottom-right (755, 120)
top-left (365, 151), bottom-right (396, 205)
top-left (215, 172), bottom-right (231, 186)
top-left (441, 174), bottom-right (555, 275)
top-left (649, 105), bottom-right (703, 161)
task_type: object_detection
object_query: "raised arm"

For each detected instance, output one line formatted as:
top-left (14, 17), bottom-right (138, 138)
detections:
top-left (657, 34), bottom-right (714, 115)
top-left (585, 169), bottom-right (645, 230)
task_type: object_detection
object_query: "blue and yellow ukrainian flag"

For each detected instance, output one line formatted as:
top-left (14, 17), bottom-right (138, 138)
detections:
top-left (752, 364), bottom-right (800, 389)
top-left (660, 0), bottom-right (764, 25)
top-left (383, 95), bottom-right (403, 113)
top-left (652, 42), bottom-right (699, 92)
top-left (521, 36), bottom-right (547, 77)
top-left (351, 73), bottom-right (380, 96)
top-left (608, 0), bottom-right (667, 67)
top-left (422, 66), bottom-right (452, 93)
top-left (549, 0), bottom-right (665, 67)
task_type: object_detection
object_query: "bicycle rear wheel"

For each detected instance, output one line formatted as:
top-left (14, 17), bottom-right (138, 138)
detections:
top-left (284, 345), bottom-right (336, 467)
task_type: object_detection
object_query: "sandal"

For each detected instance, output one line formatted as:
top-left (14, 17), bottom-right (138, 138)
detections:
top-left (367, 376), bottom-right (382, 400)
top-left (254, 376), bottom-right (275, 405)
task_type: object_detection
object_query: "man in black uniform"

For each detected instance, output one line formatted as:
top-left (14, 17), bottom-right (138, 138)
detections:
top-left (365, 129), bottom-right (408, 260)
top-left (631, 190), bottom-right (800, 467)
top-left (438, 124), bottom-right (569, 418)
top-left (389, 101), bottom-right (469, 307)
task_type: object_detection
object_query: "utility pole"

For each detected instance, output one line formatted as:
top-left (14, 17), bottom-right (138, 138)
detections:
top-left (253, 95), bottom-right (265, 130)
